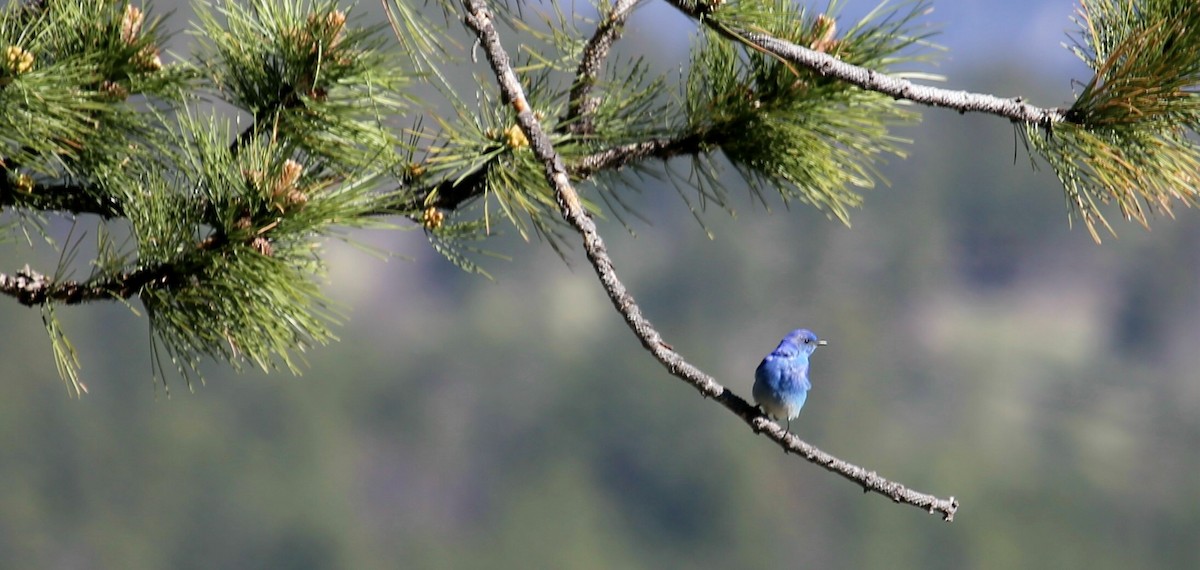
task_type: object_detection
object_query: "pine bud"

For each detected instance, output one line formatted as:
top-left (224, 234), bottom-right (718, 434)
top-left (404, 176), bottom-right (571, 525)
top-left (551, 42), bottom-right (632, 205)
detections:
top-left (4, 46), bottom-right (33, 75)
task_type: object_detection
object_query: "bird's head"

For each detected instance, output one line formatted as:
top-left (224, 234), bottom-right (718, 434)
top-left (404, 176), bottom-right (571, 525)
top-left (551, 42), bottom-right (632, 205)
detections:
top-left (784, 328), bottom-right (826, 355)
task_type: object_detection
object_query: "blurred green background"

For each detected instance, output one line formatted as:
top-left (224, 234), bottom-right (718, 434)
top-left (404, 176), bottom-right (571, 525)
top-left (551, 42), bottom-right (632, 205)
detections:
top-left (3, 1), bottom-right (1200, 568)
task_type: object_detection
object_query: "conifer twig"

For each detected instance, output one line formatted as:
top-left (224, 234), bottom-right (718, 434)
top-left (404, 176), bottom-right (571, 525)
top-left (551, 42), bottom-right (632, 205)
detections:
top-left (396, 135), bottom-right (704, 213)
top-left (461, 0), bottom-right (958, 521)
top-left (666, 0), bottom-right (1065, 128)
top-left (562, 0), bottom-right (642, 135)
top-left (0, 237), bottom-right (225, 306)
top-left (0, 263), bottom-right (173, 306)
top-left (0, 180), bottom-right (125, 219)
top-left (568, 134), bottom-right (704, 178)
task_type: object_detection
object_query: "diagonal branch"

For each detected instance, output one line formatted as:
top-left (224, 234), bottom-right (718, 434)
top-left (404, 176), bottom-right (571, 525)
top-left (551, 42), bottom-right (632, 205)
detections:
top-left (562, 0), bottom-right (642, 135)
top-left (461, 0), bottom-right (958, 521)
top-left (666, 0), bottom-right (1065, 129)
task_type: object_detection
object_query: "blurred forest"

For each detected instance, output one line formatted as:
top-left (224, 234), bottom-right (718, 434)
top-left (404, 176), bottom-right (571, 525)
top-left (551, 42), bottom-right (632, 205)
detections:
top-left (3, 1), bottom-right (1200, 569)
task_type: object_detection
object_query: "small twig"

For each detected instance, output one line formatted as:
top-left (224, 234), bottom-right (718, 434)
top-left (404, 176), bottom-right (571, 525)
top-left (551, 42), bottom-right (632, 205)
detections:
top-left (562, 0), bottom-right (642, 135)
top-left (391, 167), bottom-right (491, 213)
top-left (0, 236), bottom-right (226, 306)
top-left (0, 159), bottom-right (126, 218)
top-left (1, 264), bottom-right (169, 306)
top-left (392, 135), bottom-right (705, 214)
top-left (568, 134), bottom-right (704, 178)
top-left (461, 0), bottom-right (958, 521)
top-left (0, 182), bottom-right (125, 219)
top-left (666, 0), bottom-right (1065, 129)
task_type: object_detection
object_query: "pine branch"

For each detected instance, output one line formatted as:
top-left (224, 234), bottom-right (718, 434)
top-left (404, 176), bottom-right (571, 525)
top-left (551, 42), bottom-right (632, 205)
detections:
top-left (666, 0), bottom-right (1064, 128)
top-left (393, 167), bottom-right (489, 213)
top-left (393, 135), bottom-right (703, 214)
top-left (0, 1), bottom-right (406, 386)
top-left (0, 264), bottom-right (156, 306)
top-left (0, 179), bottom-right (124, 218)
top-left (568, 134), bottom-right (704, 178)
top-left (461, 0), bottom-right (958, 521)
top-left (0, 236), bottom-right (224, 306)
top-left (1034, 0), bottom-right (1200, 240)
top-left (562, 0), bottom-right (642, 135)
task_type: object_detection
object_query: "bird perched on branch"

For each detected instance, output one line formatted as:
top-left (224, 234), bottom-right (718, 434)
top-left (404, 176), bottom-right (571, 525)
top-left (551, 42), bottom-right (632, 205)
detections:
top-left (753, 328), bottom-right (826, 432)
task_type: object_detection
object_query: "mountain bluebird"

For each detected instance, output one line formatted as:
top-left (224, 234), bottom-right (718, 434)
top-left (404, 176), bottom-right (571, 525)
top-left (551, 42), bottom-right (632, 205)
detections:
top-left (753, 329), bottom-right (826, 432)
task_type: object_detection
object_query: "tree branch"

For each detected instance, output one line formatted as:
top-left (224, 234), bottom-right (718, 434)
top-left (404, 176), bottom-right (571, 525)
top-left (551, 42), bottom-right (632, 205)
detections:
top-left (392, 166), bottom-right (490, 213)
top-left (562, 0), bottom-right (642, 135)
top-left (568, 134), bottom-right (705, 178)
top-left (0, 236), bottom-right (225, 307)
top-left (392, 135), bottom-right (706, 215)
top-left (1, 264), bottom-right (167, 306)
top-left (0, 160), bottom-right (126, 218)
top-left (0, 182), bottom-right (125, 219)
top-left (666, 0), bottom-right (1065, 129)
top-left (461, 0), bottom-right (958, 521)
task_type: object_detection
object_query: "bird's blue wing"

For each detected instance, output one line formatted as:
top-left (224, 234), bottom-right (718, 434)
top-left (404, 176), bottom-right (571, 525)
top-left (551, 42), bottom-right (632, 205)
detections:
top-left (756, 355), bottom-right (810, 391)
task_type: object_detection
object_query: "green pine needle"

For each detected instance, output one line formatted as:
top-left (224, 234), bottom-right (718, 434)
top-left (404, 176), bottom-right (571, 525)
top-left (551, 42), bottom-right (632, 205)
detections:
top-left (134, 114), bottom-right (396, 386)
top-left (193, 0), bottom-right (409, 171)
top-left (1034, 0), bottom-right (1200, 240)
top-left (686, 0), bottom-right (932, 222)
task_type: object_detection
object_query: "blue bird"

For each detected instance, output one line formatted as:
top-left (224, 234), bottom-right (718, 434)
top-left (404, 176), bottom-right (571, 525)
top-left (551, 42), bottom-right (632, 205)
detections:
top-left (753, 329), bottom-right (826, 432)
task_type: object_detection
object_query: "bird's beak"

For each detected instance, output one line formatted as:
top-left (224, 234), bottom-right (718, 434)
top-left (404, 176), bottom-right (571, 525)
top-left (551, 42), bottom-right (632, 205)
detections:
top-left (817, 340), bottom-right (828, 346)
